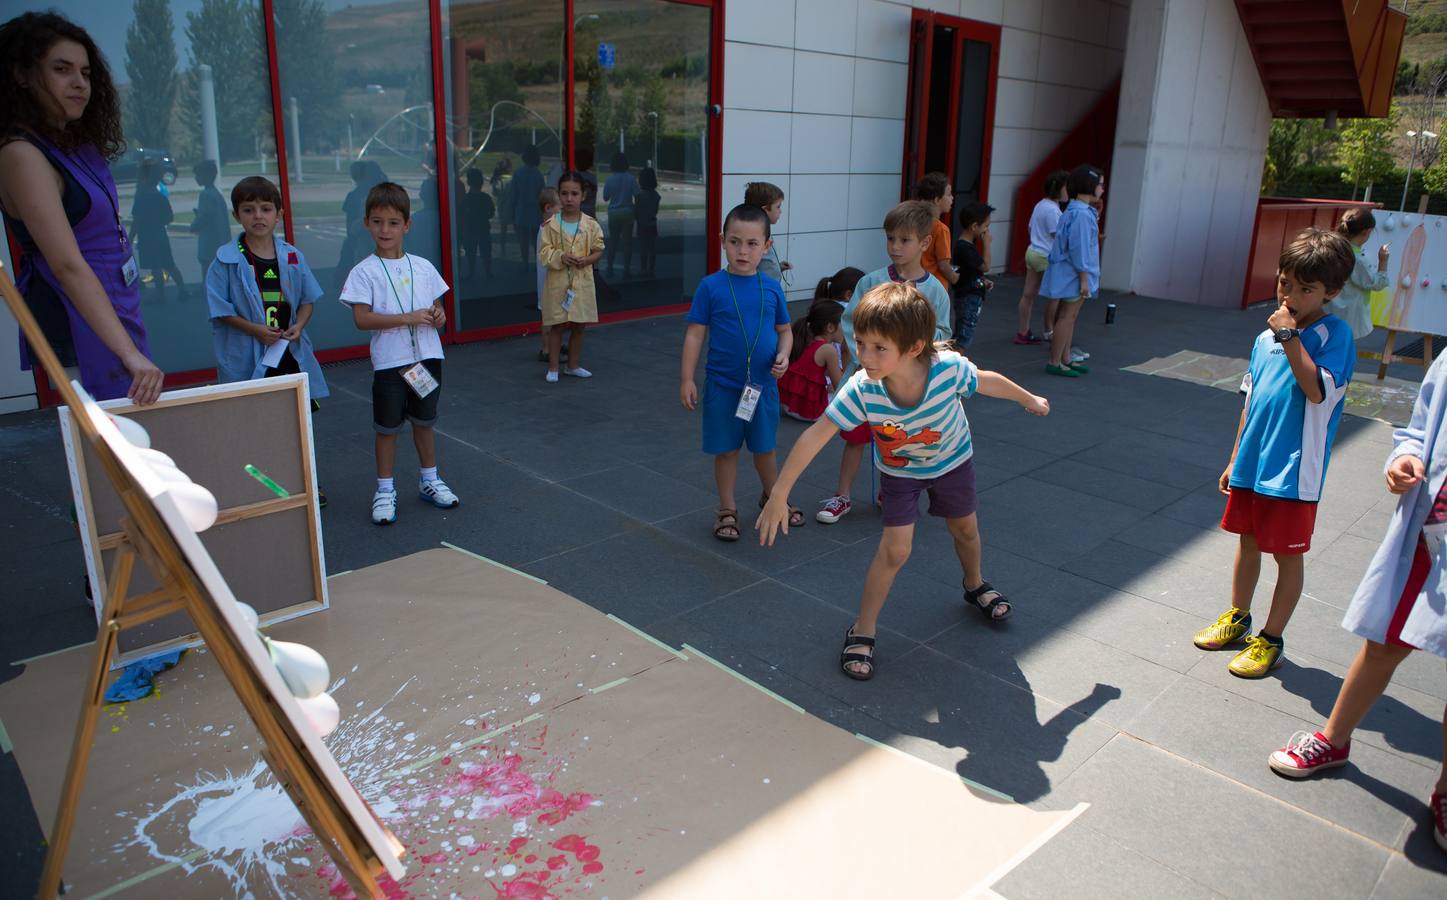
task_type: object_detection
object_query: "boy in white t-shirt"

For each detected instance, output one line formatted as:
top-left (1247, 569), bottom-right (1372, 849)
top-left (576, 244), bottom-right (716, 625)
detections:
top-left (340, 182), bottom-right (458, 525)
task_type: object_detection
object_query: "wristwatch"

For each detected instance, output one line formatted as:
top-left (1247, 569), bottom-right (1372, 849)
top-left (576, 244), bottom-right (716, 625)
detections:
top-left (1273, 327), bottom-right (1300, 344)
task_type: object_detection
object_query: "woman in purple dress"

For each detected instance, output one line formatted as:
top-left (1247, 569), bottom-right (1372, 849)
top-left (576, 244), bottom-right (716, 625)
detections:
top-left (0, 11), bottom-right (161, 404)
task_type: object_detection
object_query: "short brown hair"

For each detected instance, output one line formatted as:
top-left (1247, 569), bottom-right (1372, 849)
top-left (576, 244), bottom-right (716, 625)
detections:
top-left (365, 182), bottom-right (411, 221)
top-left (914, 171), bottom-right (949, 202)
top-left (851, 281), bottom-right (938, 362)
top-left (230, 175), bottom-right (281, 211)
top-left (744, 181), bottom-right (783, 208)
top-left (883, 200), bottom-right (937, 240)
top-left (538, 187), bottom-right (559, 213)
top-left (1279, 228), bottom-right (1355, 294)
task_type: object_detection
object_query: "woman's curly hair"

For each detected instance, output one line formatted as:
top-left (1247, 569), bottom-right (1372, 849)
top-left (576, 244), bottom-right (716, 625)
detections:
top-left (0, 12), bottom-right (125, 158)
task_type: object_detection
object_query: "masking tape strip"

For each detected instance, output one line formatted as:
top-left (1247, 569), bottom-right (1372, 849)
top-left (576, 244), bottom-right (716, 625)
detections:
top-left (12, 640), bottom-right (94, 666)
top-left (681, 644), bottom-right (805, 714)
top-left (0, 716), bottom-right (11, 755)
top-left (957, 802), bottom-right (1089, 900)
top-left (588, 677), bottom-right (630, 694)
top-left (84, 848), bottom-right (205, 899)
top-left (440, 541), bottom-right (547, 584)
top-left (851, 732), bottom-right (1015, 803)
top-left (326, 569), bottom-right (353, 579)
top-left (605, 614), bottom-right (689, 659)
top-left (383, 711), bottom-right (547, 780)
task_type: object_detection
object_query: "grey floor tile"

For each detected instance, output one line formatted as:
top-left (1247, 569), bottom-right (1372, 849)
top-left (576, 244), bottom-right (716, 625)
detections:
top-left (1127, 677), bottom-right (1435, 849)
top-left (653, 505), bottom-right (851, 576)
top-left (1051, 735), bottom-right (1390, 899)
top-left (1369, 841), bottom-right (1447, 897)
top-left (969, 477), bottom-right (1146, 567)
top-left (557, 462), bottom-right (721, 523)
top-left (1066, 428), bottom-right (1228, 490)
top-left (1025, 456), bottom-right (1190, 512)
top-left (993, 820), bottom-right (1222, 900)
top-left (1114, 513), bottom-right (1244, 573)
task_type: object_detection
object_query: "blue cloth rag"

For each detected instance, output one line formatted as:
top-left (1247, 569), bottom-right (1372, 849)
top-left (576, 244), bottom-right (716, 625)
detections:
top-left (104, 650), bottom-right (184, 703)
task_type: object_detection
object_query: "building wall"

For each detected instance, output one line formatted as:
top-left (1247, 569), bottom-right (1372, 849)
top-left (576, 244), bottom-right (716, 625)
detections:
top-left (1101, 0), bottom-right (1269, 305)
top-left (0, 224), bottom-right (38, 414)
top-left (722, 0), bottom-right (1130, 295)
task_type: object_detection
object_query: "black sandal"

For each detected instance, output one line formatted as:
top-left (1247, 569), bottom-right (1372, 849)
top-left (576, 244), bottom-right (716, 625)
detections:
top-left (965, 580), bottom-right (1011, 621)
top-left (840, 626), bottom-right (876, 680)
top-left (713, 508), bottom-right (740, 542)
top-left (760, 491), bottom-right (805, 528)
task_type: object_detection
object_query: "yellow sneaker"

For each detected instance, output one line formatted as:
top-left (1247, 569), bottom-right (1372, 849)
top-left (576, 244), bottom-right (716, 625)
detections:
top-left (1228, 635), bottom-right (1283, 678)
top-left (1193, 608), bottom-right (1252, 650)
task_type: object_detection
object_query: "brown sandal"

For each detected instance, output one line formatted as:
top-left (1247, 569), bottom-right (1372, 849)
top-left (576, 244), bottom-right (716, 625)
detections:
top-left (759, 492), bottom-right (805, 529)
top-left (713, 508), bottom-right (740, 542)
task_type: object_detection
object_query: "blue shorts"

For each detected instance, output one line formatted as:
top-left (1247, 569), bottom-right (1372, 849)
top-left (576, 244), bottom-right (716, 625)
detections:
top-left (701, 379), bottom-right (779, 455)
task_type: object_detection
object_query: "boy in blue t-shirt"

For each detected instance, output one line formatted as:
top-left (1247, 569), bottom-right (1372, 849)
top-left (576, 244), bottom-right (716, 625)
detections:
top-left (681, 204), bottom-right (794, 542)
top-left (758, 281), bottom-right (1049, 680)
top-left (1194, 228), bottom-right (1358, 678)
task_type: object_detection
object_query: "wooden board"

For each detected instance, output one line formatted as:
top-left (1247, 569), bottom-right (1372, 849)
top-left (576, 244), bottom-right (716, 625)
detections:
top-left (0, 548), bottom-right (1078, 898)
top-left (59, 376), bottom-right (327, 664)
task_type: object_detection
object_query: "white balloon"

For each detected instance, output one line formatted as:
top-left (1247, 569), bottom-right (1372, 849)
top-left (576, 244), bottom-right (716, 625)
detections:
top-left (268, 639), bottom-right (331, 699)
top-left (236, 602), bottom-right (260, 630)
top-left (1383, 215), bottom-right (1396, 231)
top-left (166, 481), bottom-right (218, 532)
top-left (108, 415), bottom-right (151, 448)
top-left (295, 691), bottom-right (340, 738)
top-left (150, 464), bottom-right (192, 485)
top-left (135, 447), bottom-right (178, 470)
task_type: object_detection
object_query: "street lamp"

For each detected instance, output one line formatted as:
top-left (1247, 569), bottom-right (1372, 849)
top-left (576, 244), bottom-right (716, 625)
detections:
top-left (646, 110), bottom-right (658, 171)
top-left (1401, 128), bottom-right (1439, 211)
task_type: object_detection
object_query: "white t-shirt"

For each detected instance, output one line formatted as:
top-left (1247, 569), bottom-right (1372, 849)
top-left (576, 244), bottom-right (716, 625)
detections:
top-left (1027, 198), bottom-right (1063, 255)
top-left (339, 253), bottom-right (448, 370)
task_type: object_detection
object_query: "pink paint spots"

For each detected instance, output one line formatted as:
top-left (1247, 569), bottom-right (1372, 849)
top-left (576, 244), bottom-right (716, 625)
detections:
top-left (440, 756), bottom-right (452, 765)
top-left (546, 855), bottom-right (568, 871)
top-left (535, 791), bottom-right (593, 827)
top-left (491, 875), bottom-right (559, 899)
top-left (315, 864), bottom-right (413, 900)
top-left (527, 725), bottom-right (549, 751)
top-left (635, 868), bottom-right (645, 875)
top-left (582, 862), bottom-right (603, 875)
top-left (550, 834), bottom-right (603, 877)
top-left (415, 752), bottom-right (594, 830)
top-left (524, 854), bottom-right (538, 864)
top-left (507, 836), bottom-right (529, 855)
top-left (418, 851), bottom-right (448, 865)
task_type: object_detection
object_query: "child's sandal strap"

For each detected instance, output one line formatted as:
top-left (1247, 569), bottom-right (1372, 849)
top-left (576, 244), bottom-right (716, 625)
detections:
top-left (965, 581), bottom-right (1011, 621)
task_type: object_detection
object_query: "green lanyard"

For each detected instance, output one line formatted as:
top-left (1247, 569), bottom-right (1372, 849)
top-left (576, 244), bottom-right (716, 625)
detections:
top-left (378, 254), bottom-right (418, 354)
top-left (725, 271), bottom-right (767, 384)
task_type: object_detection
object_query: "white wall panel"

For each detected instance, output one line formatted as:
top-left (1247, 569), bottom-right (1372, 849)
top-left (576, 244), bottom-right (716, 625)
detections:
top-left (1036, 35), bottom-right (1074, 85)
top-left (991, 127), bottom-right (1035, 176)
top-left (795, 0), bottom-right (858, 55)
top-left (786, 230), bottom-right (853, 294)
top-left (788, 174), bottom-right (852, 232)
top-left (1005, 0), bottom-right (1044, 31)
top-left (959, 0), bottom-right (1005, 24)
top-left (726, 0), bottom-right (797, 47)
top-left (791, 114), bottom-right (854, 173)
top-left (845, 227), bottom-right (886, 271)
top-left (993, 78), bottom-right (1037, 128)
top-left (855, 0), bottom-right (912, 63)
top-left (724, 42), bottom-right (796, 112)
top-left (999, 27), bottom-right (1041, 81)
top-left (849, 117), bottom-right (906, 173)
top-left (847, 173), bottom-right (901, 230)
top-left (794, 51), bottom-right (857, 116)
top-left (723, 110), bottom-right (794, 173)
top-left (852, 58), bottom-right (909, 118)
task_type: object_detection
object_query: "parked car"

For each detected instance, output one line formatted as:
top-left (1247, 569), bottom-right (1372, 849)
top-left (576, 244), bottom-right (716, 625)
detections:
top-left (112, 147), bottom-right (178, 186)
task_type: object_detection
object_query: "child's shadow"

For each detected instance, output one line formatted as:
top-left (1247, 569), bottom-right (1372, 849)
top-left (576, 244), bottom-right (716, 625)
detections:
top-left (1276, 659), bottom-right (1442, 763)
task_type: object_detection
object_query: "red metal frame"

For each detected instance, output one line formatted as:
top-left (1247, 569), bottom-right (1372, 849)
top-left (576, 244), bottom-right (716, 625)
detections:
top-left (427, 0), bottom-right (457, 334)
top-left (902, 10), bottom-right (1000, 207)
top-left (565, 0), bottom-right (576, 168)
top-left (260, 0), bottom-right (296, 243)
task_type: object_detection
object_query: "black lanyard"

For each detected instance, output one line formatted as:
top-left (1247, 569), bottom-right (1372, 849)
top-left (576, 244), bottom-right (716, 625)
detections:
top-left (64, 146), bottom-right (126, 245)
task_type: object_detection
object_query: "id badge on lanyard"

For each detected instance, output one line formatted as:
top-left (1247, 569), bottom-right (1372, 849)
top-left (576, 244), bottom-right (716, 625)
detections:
top-left (402, 362), bottom-right (439, 398)
top-left (735, 382), bottom-right (762, 422)
top-left (727, 272), bottom-right (769, 423)
top-left (121, 256), bottom-right (139, 286)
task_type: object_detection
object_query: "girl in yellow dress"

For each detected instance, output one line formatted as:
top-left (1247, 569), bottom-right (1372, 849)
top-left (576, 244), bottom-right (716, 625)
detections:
top-left (538, 170), bottom-right (605, 382)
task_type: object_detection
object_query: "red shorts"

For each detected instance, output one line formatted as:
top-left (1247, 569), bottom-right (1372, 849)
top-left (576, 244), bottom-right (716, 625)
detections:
top-left (1220, 488), bottom-right (1318, 555)
top-left (840, 422), bottom-right (872, 445)
top-left (1385, 538), bottom-right (1431, 649)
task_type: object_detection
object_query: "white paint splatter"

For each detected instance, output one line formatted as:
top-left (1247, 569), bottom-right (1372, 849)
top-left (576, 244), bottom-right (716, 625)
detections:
top-left (527, 693), bottom-right (542, 706)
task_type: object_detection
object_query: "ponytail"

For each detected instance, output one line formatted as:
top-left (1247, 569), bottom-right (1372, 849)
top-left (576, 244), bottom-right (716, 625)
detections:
top-left (789, 299), bottom-right (845, 363)
top-left (1337, 208), bottom-right (1376, 238)
top-left (814, 266), bottom-right (865, 302)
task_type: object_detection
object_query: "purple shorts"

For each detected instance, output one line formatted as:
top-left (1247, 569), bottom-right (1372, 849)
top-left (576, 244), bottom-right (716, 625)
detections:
top-left (879, 459), bottom-right (978, 527)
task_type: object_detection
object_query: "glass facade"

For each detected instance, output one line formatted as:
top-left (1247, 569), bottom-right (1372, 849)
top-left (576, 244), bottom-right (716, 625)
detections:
top-left (12, 0), bottom-right (716, 394)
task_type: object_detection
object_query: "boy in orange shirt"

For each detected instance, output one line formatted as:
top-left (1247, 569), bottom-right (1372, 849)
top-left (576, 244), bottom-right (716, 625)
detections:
top-left (915, 172), bottom-right (957, 292)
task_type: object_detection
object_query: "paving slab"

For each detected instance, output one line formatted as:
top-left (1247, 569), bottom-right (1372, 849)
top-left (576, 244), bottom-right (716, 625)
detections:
top-left (992, 819), bottom-right (1223, 900)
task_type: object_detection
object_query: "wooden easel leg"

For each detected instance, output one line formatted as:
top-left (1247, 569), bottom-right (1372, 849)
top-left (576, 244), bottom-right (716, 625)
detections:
top-left (1424, 335), bottom-right (1434, 377)
top-left (37, 546), bottom-right (135, 898)
top-left (1378, 329), bottom-right (1398, 381)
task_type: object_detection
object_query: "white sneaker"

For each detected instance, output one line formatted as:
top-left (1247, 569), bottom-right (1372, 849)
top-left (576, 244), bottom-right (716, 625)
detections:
top-left (371, 489), bottom-right (397, 525)
top-left (419, 478), bottom-right (460, 509)
top-left (564, 367), bottom-right (593, 378)
top-left (1070, 347), bottom-right (1090, 362)
top-left (545, 370), bottom-right (559, 383)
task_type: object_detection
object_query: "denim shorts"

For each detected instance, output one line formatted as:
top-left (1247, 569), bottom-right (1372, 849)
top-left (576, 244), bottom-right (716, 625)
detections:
top-left (701, 379), bottom-right (779, 455)
top-left (373, 358), bottom-right (442, 434)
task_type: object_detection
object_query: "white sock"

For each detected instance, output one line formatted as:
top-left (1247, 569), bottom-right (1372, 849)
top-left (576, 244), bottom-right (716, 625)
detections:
top-left (377, 477), bottom-right (395, 493)
top-left (420, 466), bottom-right (439, 483)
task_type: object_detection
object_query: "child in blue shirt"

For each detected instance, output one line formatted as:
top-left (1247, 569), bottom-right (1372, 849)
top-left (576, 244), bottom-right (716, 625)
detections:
top-left (1193, 228), bottom-right (1357, 678)
top-left (206, 175), bottom-right (329, 401)
top-left (1040, 164), bottom-right (1104, 377)
top-left (681, 204), bottom-right (794, 542)
top-left (758, 281), bottom-right (1049, 680)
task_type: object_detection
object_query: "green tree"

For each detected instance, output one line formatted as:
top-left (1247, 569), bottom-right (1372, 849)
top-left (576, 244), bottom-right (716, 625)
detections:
top-left (1424, 157), bottom-right (1447, 198)
top-left (272, 0), bottom-right (341, 151)
top-left (123, 0), bottom-right (178, 148)
top-left (576, 58), bottom-right (611, 158)
top-left (177, 0), bottom-right (266, 164)
top-left (1336, 108), bottom-right (1400, 199)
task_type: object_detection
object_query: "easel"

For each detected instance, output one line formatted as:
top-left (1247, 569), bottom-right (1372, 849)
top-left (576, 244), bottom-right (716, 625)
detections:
top-left (1364, 330), bottom-right (1435, 380)
top-left (0, 264), bottom-right (395, 898)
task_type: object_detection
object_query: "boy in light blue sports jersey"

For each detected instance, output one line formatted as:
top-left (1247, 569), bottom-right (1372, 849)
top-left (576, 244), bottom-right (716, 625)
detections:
top-left (759, 281), bottom-right (1049, 681)
top-left (1194, 228), bottom-right (1358, 678)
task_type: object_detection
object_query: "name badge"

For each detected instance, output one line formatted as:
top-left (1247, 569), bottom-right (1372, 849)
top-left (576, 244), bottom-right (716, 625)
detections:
top-left (402, 362), bottom-right (439, 398)
top-left (1423, 520), bottom-right (1447, 556)
top-left (562, 288), bottom-right (576, 312)
top-left (121, 255), bottom-right (139, 286)
top-left (735, 382), bottom-right (762, 422)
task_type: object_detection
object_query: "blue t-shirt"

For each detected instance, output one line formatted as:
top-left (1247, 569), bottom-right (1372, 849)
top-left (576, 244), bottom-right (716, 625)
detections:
top-left (687, 269), bottom-right (791, 390)
top-left (842, 265), bottom-right (952, 374)
top-left (826, 350), bottom-right (979, 478)
top-left (1229, 315), bottom-right (1356, 502)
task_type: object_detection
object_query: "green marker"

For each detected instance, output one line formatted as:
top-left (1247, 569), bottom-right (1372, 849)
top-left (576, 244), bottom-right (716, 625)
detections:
top-left (245, 464), bottom-right (289, 498)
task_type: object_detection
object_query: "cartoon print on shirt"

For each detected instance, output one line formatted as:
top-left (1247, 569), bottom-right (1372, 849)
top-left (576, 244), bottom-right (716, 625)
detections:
top-left (873, 420), bottom-right (943, 467)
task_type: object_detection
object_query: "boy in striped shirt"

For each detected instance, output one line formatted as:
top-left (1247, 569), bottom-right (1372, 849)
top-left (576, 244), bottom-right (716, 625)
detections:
top-left (758, 281), bottom-right (1049, 680)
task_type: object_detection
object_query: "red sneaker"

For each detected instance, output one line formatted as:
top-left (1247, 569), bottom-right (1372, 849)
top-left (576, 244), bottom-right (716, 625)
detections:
top-left (1432, 791), bottom-right (1447, 852)
top-left (816, 495), bottom-right (852, 524)
top-left (1268, 731), bottom-right (1349, 778)
top-left (1013, 331), bottom-right (1044, 345)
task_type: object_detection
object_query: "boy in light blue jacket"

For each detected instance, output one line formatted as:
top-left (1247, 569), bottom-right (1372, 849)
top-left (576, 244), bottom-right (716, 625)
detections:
top-left (205, 175), bottom-right (329, 401)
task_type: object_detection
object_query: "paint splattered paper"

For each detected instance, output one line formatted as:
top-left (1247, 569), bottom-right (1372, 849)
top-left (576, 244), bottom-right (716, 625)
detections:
top-left (0, 548), bottom-right (1075, 897)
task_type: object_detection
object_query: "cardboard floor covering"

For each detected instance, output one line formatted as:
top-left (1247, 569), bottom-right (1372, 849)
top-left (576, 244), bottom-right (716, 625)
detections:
top-left (0, 547), bottom-right (1077, 898)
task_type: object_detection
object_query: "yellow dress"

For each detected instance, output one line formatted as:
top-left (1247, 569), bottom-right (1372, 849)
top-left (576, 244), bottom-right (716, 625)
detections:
top-left (538, 213), bottom-right (604, 326)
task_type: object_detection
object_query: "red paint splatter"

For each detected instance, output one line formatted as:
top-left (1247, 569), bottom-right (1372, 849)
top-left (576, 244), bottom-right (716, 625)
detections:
top-left (635, 868), bottom-right (646, 875)
top-left (491, 876), bottom-right (558, 899)
top-left (582, 862), bottom-right (603, 875)
top-left (315, 864), bottom-right (413, 900)
top-left (507, 836), bottom-right (529, 855)
top-left (546, 855), bottom-right (568, 870)
top-left (527, 725), bottom-right (549, 751)
top-left (524, 853), bottom-right (538, 864)
top-left (418, 851), bottom-right (448, 864)
top-left (440, 756), bottom-right (452, 765)
top-left (416, 752), bottom-right (593, 828)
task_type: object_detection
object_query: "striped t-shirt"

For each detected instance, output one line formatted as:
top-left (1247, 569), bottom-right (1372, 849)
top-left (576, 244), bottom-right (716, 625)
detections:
top-left (825, 350), bottom-right (978, 479)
